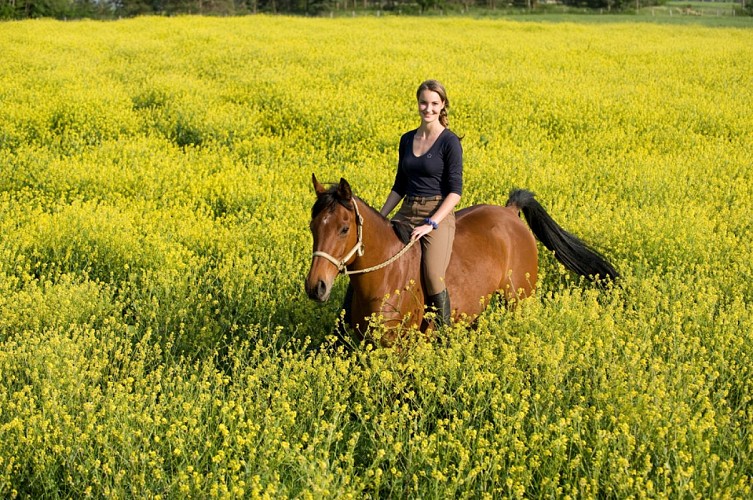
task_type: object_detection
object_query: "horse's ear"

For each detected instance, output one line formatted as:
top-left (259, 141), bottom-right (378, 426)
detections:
top-left (312, 174), bottom-right (326, 196)
top-left (337, 178), bottom-right (352, 201)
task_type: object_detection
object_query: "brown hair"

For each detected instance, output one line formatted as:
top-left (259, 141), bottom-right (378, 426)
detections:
top-left (416, 79), bottom-right (450, 128)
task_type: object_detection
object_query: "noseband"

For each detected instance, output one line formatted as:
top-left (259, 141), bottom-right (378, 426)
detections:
top-left (311, 198), bottom-right (418, 276)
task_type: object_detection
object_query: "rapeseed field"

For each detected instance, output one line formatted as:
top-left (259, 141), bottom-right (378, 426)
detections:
top-left (0, 15), bottom-right (751, 497)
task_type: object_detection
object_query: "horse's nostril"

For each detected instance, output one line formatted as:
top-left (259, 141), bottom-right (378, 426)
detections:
top-left (306, 278), bottom-right (329, 302)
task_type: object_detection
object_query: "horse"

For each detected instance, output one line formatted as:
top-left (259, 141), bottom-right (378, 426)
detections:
top-left (305, 174), bottom-right (617, 344)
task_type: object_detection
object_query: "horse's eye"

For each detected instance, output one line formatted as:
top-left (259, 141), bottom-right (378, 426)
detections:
top-left (340, 226), bottom-right (349, 235)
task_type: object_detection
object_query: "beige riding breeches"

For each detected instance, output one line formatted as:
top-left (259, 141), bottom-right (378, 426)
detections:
top-left (393, 196), bottom-right (456, 296)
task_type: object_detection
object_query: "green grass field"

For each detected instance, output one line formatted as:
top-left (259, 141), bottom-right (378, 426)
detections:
top-left (0, 15), bottom-right (752, 497)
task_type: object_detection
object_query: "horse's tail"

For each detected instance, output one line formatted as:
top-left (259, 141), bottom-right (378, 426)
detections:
top-left (506, 189), bottom-right (619, 282)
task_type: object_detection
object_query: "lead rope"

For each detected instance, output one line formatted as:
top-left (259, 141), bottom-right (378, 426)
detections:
top-left (344, 237), bottom-right (418, 276)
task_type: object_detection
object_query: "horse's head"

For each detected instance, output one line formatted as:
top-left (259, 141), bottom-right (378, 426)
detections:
top-left (305, 174), bottom-right (361, 302)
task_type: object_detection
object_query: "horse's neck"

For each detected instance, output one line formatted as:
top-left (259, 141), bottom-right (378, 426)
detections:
top-left (355, 198), bottom-right (405, 263)
top-left (351, 199), bottom-right (423, 324)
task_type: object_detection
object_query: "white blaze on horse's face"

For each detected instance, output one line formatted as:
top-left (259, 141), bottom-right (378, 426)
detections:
top-left (306, 202), bottom-right (356, 302)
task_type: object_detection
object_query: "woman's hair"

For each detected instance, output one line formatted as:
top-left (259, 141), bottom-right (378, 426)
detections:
top-left (416, 79), bottom-right (450, 128)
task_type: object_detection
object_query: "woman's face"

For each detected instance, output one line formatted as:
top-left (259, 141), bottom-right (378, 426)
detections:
top-left (417, 89), bottom-right (444, 126)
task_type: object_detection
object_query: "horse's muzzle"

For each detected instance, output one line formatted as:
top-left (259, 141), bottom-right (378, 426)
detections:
top-left (305, 277), bottom-right (332, 303)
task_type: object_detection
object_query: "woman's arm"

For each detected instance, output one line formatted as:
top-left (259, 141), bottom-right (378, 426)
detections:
top-left (379, 190), bottom-right (403, 218)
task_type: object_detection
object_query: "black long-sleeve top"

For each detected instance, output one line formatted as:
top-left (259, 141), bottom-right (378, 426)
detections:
top-left (390, 128), bottom-right (463, 198)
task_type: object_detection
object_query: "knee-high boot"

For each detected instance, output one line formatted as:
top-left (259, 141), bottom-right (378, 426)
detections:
top-left (427, 289), bottom-right (451, 328)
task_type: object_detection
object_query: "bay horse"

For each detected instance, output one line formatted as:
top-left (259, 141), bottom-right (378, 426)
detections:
top-left (305, 174), bottom-right (617, 344)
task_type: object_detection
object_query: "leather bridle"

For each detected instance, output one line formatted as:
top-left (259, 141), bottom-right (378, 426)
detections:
top-left (311, 199), bottom-right (365, 275)
top-left (311, 198), bottom-right (417, 276)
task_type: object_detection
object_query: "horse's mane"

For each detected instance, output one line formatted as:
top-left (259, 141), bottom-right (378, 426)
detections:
top-left (311, 184), bottom-right (411, 244)
top-left (391, 220), bottom-right (412, 244)
top-left (311, 185), bottom-right (353, 218)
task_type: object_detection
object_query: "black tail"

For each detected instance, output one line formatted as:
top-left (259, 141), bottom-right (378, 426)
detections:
top-left (506, 189), bottom-right (619, 282)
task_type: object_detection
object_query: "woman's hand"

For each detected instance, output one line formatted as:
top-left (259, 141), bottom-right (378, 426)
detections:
top-left (411, 223), bottom-right (435, 240)
top-left (410, 193), bottom-right (461, 240)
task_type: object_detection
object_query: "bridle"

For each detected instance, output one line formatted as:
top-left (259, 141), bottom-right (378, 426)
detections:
top-left (312, 198), bottom-right (417, 276)
top-left (312, 198), bottom-right (365, 274)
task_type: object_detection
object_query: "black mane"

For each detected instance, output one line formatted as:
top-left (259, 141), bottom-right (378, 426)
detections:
top-left (311, 185), bottom-right (353, 218)
top-left (391, 220), bottom-right (412, 244)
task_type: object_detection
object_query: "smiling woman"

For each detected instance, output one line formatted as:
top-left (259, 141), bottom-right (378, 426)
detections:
top-left (373, 80), bottom-right (464, 328)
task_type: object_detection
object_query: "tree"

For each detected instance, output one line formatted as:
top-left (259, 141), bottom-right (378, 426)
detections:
top-left (415, 0), bottom-right (439, 13)
top-left (560, 0), bottom-right (662, 10)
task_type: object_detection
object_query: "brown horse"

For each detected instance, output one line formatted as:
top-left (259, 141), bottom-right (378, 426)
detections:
top-left (305, 175), bottom-right (617, 342)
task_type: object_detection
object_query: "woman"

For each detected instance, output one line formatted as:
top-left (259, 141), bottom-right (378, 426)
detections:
top-left (379, 79), bottom-right (463, 328)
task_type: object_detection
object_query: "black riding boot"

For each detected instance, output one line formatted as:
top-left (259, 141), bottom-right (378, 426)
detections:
top-left (427, 289), bottom-right (451, 329)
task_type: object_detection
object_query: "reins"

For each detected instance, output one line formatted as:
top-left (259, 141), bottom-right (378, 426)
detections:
top-left (312, 198), bottom-right (418, 276)
top-left (346, 237), bottom-right (418, 276)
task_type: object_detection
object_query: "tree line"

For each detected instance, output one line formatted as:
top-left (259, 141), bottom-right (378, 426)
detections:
top-left (3, 0), bottom-right (722, 19)
top-left (0, 0), bottom-right (750, 22)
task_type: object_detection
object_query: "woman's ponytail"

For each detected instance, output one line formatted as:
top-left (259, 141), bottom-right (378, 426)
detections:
top-left (439, 107), bottom-right (449, 128)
